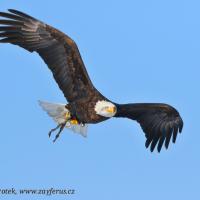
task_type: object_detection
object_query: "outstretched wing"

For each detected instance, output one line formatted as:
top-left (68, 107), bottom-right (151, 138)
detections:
top-left (115, 103), bottom-right (183, 152)
top-left (0, 9), bottom-right (95, 102)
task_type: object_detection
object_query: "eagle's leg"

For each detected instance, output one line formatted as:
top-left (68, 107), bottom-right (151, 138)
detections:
top-left (53, 122), bottom-right (66, 143)
top-left (48, 124), bottom-right (62, 138)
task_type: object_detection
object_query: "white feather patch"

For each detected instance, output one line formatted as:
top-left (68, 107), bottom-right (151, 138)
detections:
top-left (69, 123), bottom-right (88, 137)
top-left (39, 100), bottom-right (88, 137)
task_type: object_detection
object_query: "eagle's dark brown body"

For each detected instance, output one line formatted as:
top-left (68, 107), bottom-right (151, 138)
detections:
top-left (67, 90), bottom-right (108, 124)
top-left (0, 9), bottom-right (184, 152)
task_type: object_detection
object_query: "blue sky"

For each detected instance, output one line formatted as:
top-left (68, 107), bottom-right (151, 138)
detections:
top-left (0, 0), bottom-right (199, 200)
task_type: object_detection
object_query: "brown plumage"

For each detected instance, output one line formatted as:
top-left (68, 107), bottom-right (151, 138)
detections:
top-left (0, 9), bottom-right (183, 152)
top-left (0, 9), bottom-right (98, 103)
top-left (115, 103), bottom-right (183, 152)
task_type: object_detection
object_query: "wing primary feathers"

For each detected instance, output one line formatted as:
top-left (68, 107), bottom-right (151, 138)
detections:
top-left (0, 37), bottom-right (21, 43)
top-left (0, 12), bottom-right (29, 22)
top-left (145, 118), bottom-right (161, 148)
top-left (150, 120), bottom-right (163, 152)
top-left (0, 26), bottom-right (20, 31)
top-left (157, 134), bottom-right (165, 153)
top-left (8, 9), bottom-right (37, 20)
top-left (115, 103), bottom-right (184, 152)
top-left (179, 118), bottom-right (183, 133)
top-left (157, 123), bottom-right (167, 153)
top-left (0, 32), bottom-right (22, 37)
top-left (172, 123), bottom-right (179, 143)
top-left (0, 19), bottom-right (23, 26)
top-left (164, 123), bottom-right (173, 149)
top-left (0, 9), bottom-right (96, 102)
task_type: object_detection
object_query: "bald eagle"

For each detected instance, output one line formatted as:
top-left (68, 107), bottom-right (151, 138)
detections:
top-left (0, 9), bottom-right (183, 152)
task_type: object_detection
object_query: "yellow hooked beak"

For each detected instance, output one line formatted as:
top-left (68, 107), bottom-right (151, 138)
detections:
top-left (106, 107), bottom-right (116, 113)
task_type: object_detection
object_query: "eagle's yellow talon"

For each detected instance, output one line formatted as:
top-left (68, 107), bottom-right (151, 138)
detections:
top-left (70, 119), bottom-right (78, 125)
top-left (65, 111), bottom-right (71, 119)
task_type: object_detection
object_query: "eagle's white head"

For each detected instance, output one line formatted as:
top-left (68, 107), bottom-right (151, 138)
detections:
top-left (95, 100), bottom-right (117, 117)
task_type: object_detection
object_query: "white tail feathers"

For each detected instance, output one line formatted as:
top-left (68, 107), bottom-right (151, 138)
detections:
top-left (38, 100), bottom-right (88, 137)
